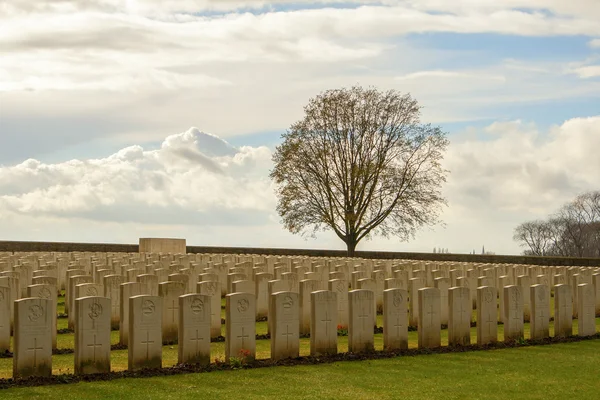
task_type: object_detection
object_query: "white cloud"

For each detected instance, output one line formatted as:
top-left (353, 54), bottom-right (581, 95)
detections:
top-left (0, 128), bottom-right (274, 221)
top-left (1, 117), bottom-right (599, 255)
top-left (572, 65), bottom-right (600, 78)
top-left (590, 38), bottom-right (600, 48)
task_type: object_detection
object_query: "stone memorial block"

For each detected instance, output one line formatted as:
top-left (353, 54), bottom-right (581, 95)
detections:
top-left (178, 294), bottom-right (211, 365)
top-left (232, 280), bottom-right (255, 295)
top-left (13, 298), bottom-right (52, 379)
top-left (0, 286), bottom-right (9, 351)
top-left (225, 292), bottom-right (256, 362)
top-left (197, 281), bottom-right (222, 338)
top-left (503, 285), bottom-right (524, 342)
top-left (348, 289), bottom-right (375, 353)
top-left (74, 296), bottom-right (111, 374)
top-left (357, 278), bottom-right (377, 327)
top-left (434, 277), bottom-right (450, 326)
top-left (139, 238), bottom-right (186, 254)
top-left (159, 281), bottom-right (185, 343)
top-left (103, 274), bottom-right (123, 330)
top-left (310, 290), bottom-right (337, 356)
top-left (128, 295), bottom-right (163, 370)
top-left (383, 288), bottom-right (408, 351)
top-left (578, 284), bottom-right (596, 337)
top-left (299, 279), bottom-right (320, 335)
top-left (448, 286), bottom-right (471, 346)
top-left (329, 279), bottom-right (348, 329)
top-left (529, 284), bottom-right (550, 340)
top-left (476, 286), bottom-right (497, 345)
top-left (408, 278), bottom-right (425, 327)
top-left (255, 272), bottom-right (273, 319)
top-left (554, 283), bottom-right (573, 338)
top-left (137, 274), bottom-right (159, 296)
top-left (270, 291), bottom-right (300, 361)
top-left (417, 287), bottom-right (441, 349)
top-left (27, 284), bottom-right (57, 349)
top-left (384, 278), bottom-right (403, 290)
top-left (517, 275), bottom-right (531, 322)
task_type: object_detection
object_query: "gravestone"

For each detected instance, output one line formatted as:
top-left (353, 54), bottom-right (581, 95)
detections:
top-left (348, 289), bottom-right (374, 353)
top-left (504, 285), bottom-right (524, 342)
top-left (384, 278), bottom-right (402, 290)
top-left (448, 286), bottom-right (471, 346)
top-left (476, 286), bottom-right (497, 345)
top-left (383, 288), bottom-right (408, 351)
top-left (434, 277), bottom-right (450, 326)
top-left (255, 272), bottom-right (274, 319)
top-left (310, 290), bottom-right (338, 356)
top-left (178, 294), bottom-right (211, 365)
top-left (232, 280), bottom-right (255, 295)
top-left (372, 270), bottom-right (385, 312)
top-left (74, 296), bottom-right (111, 374)
top-left (357, 278), bottom-right (377, 327)
top-left (417, 287), bottom-right (441, 349)
top-left (159, 281), bottom-right (185, 343)
top-left (517, 275), bottom-right (531, 322)
top-left (593, 274), bottom-right (600, 316)
top-left (328, 279), bottom-right (348, 329)
top-left (0, 276), bottom-right (18, 331)
top-left (137, 274), bottom-right (159, 296)
top-left (299, 279), bottom-right (320, 335)
top-left (578, 283), bottom-right (596, 337)
top-left (225, 292), bottom-right (256, 362)
top-left (408, 278), bottom-right (425, 327)
top-left (128, 295), bottom-right (163, 370)
top-left (103, 274), bottom-right (123, 330)
top-left (0, 286), bottom-right (9, 351)
top-left (27, 284), bottom-right (57, 349)
top-left (69, 275), bottom-right (93, 329)
top-left (120, 281), bottom-right (144, 346)
top-left (498, 275), bottom-right (509, 323)
top-left (554, 283), bottom-right (573, 337)
top-left (197, 281), bottom-right (222, 338)
top-left (270, 291), bottom-right (300, 361)
top-left (13, 298), bottom-right (52, 379)
top-left (529, 284), bottom-right (549, 340)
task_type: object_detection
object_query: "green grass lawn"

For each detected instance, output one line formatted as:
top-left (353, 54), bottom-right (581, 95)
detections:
top-left (3, 339), bottom-right (600, 399)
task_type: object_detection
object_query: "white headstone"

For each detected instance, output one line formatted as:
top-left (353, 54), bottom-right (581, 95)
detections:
top-left (74, 296), bottom-right (111, 374)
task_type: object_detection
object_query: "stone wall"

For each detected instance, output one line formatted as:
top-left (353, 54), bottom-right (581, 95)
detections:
top-left (0, 240), bottom-right (599, 266)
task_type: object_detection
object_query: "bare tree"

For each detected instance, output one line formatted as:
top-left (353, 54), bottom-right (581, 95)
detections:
top-left (512, 220), bottom-right (552, 256)
top-left (270, 86), bottom-right (449, 256)
top-left (513, 190), bottom-right (600, 257)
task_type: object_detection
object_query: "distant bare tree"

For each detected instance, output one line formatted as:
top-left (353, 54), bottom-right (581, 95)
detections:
top-left (270, 86), bottom-right (449, 256)
top-left (513, 190), bottom-right (600, 257)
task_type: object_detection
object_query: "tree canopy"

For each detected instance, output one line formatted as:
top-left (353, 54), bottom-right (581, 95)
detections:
top-left (270, 86), bottom-right (449, 256)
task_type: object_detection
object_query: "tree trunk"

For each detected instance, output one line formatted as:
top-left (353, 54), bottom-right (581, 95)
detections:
top-left (346, 237), bottom-right (357, 257)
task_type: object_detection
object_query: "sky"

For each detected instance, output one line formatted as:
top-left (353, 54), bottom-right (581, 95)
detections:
top-left (0, 0), bottom-right (599, 255)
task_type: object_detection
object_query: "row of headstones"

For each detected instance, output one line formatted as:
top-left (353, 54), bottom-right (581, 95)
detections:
top-left (8, 281), bottom-right (598, 380)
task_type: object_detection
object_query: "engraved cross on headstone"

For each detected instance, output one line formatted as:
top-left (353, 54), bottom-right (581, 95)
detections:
top-left (87, 333), bottom-right (102, 361)
top-left (190, 329), bottom-right (204, 354)
top-left (141, 331), bottom-right (154, 361)
top-left (321, 311), bottom-right (332, 336)
top-left (237, 327), bottom-right (249, 348)
top-left (27, 337), bottom-right (43, 368)
top-left (169, 300), bottom-right (178, 324)
top-left (282, 324), bottom-right (294, 349)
